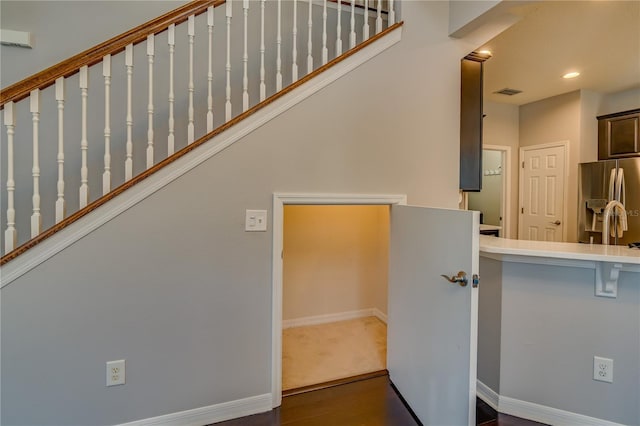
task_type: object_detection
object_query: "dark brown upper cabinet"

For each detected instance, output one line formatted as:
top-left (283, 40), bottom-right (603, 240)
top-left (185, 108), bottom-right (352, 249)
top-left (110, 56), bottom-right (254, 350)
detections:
top-left (598, 109), bottom-right (640, 160)
top-left (460, 52), bottom-right (490, 192)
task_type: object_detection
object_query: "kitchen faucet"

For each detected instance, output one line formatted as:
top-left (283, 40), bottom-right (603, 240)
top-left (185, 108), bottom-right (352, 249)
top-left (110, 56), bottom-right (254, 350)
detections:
top-left (601, 200), bottom-right (628, 245)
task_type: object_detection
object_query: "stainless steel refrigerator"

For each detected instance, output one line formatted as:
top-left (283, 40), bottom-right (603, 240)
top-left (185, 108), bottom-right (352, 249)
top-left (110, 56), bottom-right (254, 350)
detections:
top-left (578, 158), bottom-right (640, 245)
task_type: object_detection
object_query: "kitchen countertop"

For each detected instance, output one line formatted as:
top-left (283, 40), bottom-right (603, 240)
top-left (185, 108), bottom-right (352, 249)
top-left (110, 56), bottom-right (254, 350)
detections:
top-left (479, 224), bottom-right (502, 231)
top-left (480, 235), bottom-right (640, 265)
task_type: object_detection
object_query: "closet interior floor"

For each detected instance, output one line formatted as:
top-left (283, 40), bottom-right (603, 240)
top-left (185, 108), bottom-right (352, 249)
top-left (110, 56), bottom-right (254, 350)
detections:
top-left (282, 316), bottom-right (387, 390)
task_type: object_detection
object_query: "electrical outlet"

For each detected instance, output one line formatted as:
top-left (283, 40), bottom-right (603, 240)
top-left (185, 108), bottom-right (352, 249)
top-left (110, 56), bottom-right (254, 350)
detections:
top-left (106, 360), bottom-right (126, 386)
top-left (593, 356), bottom-right (613, 383)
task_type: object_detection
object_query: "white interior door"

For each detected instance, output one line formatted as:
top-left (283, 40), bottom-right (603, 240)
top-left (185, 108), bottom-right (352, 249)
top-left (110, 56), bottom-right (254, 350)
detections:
top-left (388, 205), bottom-right (479, 426)
top-left (519, 144), bottom-right (566, 241)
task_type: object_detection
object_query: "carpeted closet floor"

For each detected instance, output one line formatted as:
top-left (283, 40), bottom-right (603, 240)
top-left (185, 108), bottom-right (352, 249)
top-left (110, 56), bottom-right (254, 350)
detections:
top-left (282, 316), bottom-right (387, 390)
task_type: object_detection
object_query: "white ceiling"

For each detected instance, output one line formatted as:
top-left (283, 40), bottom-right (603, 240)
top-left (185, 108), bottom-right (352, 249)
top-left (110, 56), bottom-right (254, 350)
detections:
top-left (480, 0), bottom-right (640, 106)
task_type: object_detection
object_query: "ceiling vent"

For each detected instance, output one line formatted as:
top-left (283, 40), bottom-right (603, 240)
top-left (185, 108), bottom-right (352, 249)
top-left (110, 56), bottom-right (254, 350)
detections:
top-left (494, 88), bottom-right (522, 96)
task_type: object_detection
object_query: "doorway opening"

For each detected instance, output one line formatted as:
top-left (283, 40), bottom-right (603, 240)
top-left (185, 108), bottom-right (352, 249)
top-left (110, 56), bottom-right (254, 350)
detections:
top-left (467, 145), bottom-right (512, 238)
top-left (282, 204), bottom-right (389, 392)
top-left (271, 193), bottom-right (407, 407)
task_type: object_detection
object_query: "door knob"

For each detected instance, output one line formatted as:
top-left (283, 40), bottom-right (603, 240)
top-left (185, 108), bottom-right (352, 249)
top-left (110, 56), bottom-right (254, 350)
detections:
top-left (549, 220), bottom-right (561, 225)
top-left (441, 271), bottom-right (468, 287)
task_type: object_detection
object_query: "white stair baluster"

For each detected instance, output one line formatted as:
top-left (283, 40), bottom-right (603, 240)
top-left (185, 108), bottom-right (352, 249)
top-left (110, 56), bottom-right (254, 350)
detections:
top-left (125, 44), bottom-right (134, 181)
top-left (363, 0), bottom-right (370, 40)
top-left (102, 55), bottom-right (111, 195)
top-left (79, 65), bottom-right (89, 208)
top-left (259, 0), bottom-right (266, 101)
top-left (321, 0), bottom-right (328, 65)
top-left (55, 78), bottom-right (66, 223)
top-left (30, 89), bottom-right (41, 238)
top-left (336, 0), bottom-right (342, 56)
top-left (292, 0), bottom-right (298, 82)
top-left (187, 15), bottom-right (195, 144)
top-left (146, 34), bottom-right (155, 167)
top-left (4, 102), bottom-right (16, 252)
top-left (207, 6), bottom-right (214, 132)
top-left (243, 0), bottom-right (250, 111)
top-left (376, 0), bottom-right (382, 34)
top-left (307, 0), bottom-right (313, 74)
top-left (276, 0), bottom-right (282, 91)
top-left (349, 0), bottom-right (356, 49)
top-left (168, 24), bottom-right (175, 155)
top-left (225, 1), bottom-right (232, 122)
top-left (389, 0), bottom-right (395, 25)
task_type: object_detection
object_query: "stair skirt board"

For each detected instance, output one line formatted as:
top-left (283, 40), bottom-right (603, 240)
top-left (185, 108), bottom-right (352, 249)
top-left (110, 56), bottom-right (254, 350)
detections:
top-left (0, 26), bottom-right (403, 289)
top-left (116, 393), bottom-right (271, 426)
top-left (477, 381), bottom-right (626, 426)
top-left (283, 308), bottom-right (388, 329)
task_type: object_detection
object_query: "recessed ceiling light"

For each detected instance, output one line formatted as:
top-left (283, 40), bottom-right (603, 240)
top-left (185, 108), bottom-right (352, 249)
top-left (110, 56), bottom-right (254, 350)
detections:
top-left (478, 50), bottom-right (492, 56)
top-left (563, 72), bottom-right (580, 79)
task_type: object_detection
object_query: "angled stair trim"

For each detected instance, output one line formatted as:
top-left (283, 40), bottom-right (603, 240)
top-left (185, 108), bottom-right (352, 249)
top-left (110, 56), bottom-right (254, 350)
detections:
top-left (0, 25), bottom-right (403, 288)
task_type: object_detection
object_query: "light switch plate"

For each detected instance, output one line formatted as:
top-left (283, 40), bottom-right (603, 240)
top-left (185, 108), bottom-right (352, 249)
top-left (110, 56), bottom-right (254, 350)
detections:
top-left (245, 210), bottom-right (267, 232)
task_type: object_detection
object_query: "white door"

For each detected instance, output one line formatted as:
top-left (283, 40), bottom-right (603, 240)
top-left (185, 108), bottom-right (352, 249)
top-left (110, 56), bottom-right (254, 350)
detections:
top-left (519, 144), bottom-right (566, 241)
top-left (388, 205), bottom-right (479, 426)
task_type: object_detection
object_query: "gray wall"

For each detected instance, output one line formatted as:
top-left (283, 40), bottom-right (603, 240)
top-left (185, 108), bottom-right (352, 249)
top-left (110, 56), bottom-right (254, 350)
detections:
top-left (479, 257), bottom-right (640, 425)
top-left (0, 1), bottom-right (188, 88)
top-left (1, 2), bottom-right (495, 425)
top-left (598, 87), bottom-right (640, 116)
top-left (482, 100), bottom-right (519, 238)
top-left (477, 256), bottom-right (502, 393)
top-left (500, 263), bottom-right (639, 425)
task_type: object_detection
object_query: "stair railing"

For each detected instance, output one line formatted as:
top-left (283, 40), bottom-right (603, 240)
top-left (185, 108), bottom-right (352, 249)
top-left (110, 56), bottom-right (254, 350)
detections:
top-left (1, 0), bottom-right (399, 263)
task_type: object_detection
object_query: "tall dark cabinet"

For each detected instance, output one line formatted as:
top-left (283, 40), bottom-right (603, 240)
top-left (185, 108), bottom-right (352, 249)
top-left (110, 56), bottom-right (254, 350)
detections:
top-left (460, 52), bottom-right (490, 192)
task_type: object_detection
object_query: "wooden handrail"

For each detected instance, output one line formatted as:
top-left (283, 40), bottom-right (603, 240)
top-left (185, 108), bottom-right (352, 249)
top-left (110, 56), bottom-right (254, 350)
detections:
top-left (0, 21), bottom-right (404, 266)
top-left (0, 0), bottom-right (224, 108)
top-left (0, 0), bottom-right (390, 108)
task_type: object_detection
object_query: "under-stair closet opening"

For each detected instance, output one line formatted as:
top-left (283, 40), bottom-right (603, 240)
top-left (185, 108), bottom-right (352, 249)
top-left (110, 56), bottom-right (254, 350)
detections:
top-left (282, 204), bottom-right (389, 393)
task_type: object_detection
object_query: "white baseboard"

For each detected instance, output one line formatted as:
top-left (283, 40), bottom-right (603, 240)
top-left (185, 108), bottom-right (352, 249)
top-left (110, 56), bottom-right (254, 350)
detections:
top-left (372, 307), bottom-right (388, 324)
top-left (283, 308), bottom-right (387, 329)
top-left (476, 380), bottom-right (498, 411)
top-left (477, 381), bottom-right (626, 426)
top-left (117, 393), bottom-right (272, 426)
top-left (499, 395), bottom-right (625, 426)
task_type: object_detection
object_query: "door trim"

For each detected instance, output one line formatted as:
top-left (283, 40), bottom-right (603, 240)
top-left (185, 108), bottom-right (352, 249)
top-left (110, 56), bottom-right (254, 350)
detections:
top-left (483, 144), bottom-right (512, 238)
top-left (271, 193), bottom-right (407, 408)
top-left (518, 141), bottom-right (569, 241)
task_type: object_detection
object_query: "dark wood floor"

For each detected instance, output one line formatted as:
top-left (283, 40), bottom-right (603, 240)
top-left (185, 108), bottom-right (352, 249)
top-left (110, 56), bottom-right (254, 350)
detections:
top-left (476, 397), bottom-right (544, 426)
top-left (212, 374), bottom-right (546, 426)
